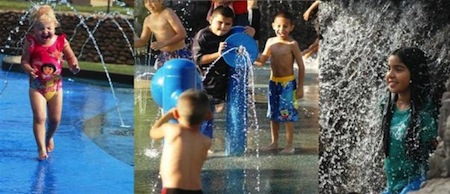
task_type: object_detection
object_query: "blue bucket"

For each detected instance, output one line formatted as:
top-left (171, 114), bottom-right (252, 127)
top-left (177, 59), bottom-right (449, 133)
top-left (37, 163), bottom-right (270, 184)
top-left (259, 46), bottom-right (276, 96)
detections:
top-left (223, 26), bottom-right (259, 68)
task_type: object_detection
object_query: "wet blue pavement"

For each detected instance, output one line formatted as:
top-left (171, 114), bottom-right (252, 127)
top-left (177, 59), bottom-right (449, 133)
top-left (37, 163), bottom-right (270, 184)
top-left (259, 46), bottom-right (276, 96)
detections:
top-left (0, 70), bottom-right (133, 193)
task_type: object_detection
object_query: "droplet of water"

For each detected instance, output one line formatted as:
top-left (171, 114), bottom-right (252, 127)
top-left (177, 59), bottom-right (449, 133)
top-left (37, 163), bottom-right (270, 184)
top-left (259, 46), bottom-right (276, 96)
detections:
top-left (144, 148), bottom-right (160, 158)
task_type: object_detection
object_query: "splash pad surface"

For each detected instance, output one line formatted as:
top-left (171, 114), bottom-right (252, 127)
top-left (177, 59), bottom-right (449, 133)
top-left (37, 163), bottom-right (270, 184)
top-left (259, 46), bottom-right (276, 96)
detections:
top-left (0, 70), bottom-right (133, 193)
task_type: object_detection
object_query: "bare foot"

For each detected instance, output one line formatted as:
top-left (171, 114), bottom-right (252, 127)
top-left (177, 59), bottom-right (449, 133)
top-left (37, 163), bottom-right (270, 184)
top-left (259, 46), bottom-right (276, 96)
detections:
top-left (207, 149), bottom-right (214, 155)
top-left (215, 103), bottom-right (225, 113)
top-left (260, 143), bottom-right (278, 151)
top-left (46, 138), bottom-right (54, 153)
top-left (280, 147), bottom-right (295, 154)
top-left (38, 149), bottom-right (48, 161)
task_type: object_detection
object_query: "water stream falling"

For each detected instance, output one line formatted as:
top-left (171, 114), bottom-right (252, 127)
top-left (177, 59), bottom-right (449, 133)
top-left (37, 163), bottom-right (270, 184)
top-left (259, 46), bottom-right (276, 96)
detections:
top-left (318, 1), bottom-right (450, 193)
top-left (64, 5), bottom-right (131, 128)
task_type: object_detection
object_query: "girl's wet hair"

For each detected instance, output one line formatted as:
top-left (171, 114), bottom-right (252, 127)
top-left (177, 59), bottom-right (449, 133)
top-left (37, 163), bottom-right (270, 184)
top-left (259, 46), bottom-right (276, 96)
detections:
top-left (382, 47), bottom-right (436, 161)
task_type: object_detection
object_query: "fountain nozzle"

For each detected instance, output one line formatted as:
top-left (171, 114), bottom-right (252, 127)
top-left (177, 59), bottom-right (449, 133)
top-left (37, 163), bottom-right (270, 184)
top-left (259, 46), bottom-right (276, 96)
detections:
top-left (237, 45), bottom-right (246, 55)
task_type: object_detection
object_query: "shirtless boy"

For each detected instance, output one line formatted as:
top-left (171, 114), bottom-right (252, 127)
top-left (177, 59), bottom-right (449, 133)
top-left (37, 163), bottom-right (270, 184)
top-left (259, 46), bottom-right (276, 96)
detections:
top-left (134, 0), bottom-right (189, 69)
top-left (150, 89), bottom-right (212, 193)
top-left (254, 11), bottom-right (305, 154)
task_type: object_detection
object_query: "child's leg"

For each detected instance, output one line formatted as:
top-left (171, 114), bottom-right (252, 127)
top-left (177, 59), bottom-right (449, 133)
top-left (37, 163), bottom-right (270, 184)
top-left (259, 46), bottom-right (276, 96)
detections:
top-left (280, 122), bottom-right (295, 154)
top-left (45, 91), bottom-right (63, 153)
top-left (303, 38), bottom-right (319, 58)
top-left (261, 120), bottom-right (280, 150)
top-left (29, 89), bottom-right (48, 160)
top-left (285, 122), bottom-right (294, 148)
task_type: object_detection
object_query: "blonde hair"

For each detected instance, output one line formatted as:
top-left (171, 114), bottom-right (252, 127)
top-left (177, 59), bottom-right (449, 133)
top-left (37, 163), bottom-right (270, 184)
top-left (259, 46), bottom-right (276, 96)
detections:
top-left (30, 5), bottom-right (59, 27)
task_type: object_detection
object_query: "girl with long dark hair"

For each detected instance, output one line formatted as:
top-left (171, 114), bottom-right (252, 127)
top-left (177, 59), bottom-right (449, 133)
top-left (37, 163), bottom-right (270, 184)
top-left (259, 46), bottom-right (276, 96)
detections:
top-left (381, 47), bottom-right (438, 194)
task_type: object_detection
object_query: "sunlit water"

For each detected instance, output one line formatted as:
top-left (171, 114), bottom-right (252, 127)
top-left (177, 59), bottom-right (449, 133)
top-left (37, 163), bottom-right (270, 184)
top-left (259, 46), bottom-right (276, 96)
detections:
top-left (0, 68), bottom-right (134, 166)
top-left (318, 1), bottom-right (450, 193)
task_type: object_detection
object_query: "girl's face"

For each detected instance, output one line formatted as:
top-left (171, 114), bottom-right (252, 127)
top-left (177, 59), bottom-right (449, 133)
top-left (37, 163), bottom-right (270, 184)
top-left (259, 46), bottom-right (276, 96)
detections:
top-left (33, 20), bottom-right (56, 44)
top-left (209, 14), bottom-right (233, 36)
top-left (386, 55), bottom-right (411, 95)
top-left (272, 16), bottom-right (294, 40)
top-left (145, 0), bottom-right (164, 14)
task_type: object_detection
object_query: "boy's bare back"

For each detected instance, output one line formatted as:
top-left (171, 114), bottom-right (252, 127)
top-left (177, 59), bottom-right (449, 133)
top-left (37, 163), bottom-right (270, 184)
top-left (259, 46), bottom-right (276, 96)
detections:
top-left (150, 89), bottom-right (212, 191)
top-left (159, 123), bottom-right (211, 190)
top-left (264, 37), bottom-right (303, 78)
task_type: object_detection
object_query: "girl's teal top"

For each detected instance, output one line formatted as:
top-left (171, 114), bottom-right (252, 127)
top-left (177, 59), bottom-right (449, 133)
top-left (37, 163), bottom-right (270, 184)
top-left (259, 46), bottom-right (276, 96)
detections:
top-left (384, 103), bottom-right (437, 193)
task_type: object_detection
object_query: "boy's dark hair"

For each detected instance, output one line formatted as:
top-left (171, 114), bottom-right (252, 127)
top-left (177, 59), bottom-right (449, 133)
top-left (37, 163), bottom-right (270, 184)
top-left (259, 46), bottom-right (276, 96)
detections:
top-left (41, 63), bottom-right (56, 72)
top-left (211, 5), bottom-right (235, 19)
top-left (178, 89), bottom-right (210, 125)
top-left (382, 47), bottom-right (437, 162)
top-left (274, 11), bottom-right (294, 24)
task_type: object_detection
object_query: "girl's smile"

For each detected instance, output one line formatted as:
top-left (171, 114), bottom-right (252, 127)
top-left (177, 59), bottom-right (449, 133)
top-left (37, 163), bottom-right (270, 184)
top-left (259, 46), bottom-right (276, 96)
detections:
top-left (386, 55), bottom-right (411, 95)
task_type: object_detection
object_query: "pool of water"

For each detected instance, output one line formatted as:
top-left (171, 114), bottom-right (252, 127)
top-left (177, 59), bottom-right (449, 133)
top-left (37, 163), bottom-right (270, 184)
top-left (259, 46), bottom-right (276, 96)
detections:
top-left (0, 69), bottom-right (133, 193)
top-left (0, 71), bottom-right (134, 165)
top-left (73, 77), bottom-right (134, 166)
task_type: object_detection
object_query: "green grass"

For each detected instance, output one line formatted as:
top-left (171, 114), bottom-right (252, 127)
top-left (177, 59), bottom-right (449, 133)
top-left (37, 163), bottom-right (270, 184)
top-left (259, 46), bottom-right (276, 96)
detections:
top-left (0, 0), bottom-right (132, 14)
top-left (3, 55), bottom-right (134, 76)
top-left (64, 61), bottom-right (134, 76)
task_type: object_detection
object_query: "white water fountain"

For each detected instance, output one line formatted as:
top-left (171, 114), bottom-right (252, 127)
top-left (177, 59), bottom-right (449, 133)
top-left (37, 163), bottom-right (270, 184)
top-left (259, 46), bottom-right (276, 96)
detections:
top-left (318, 1), bottom-right (450, 193)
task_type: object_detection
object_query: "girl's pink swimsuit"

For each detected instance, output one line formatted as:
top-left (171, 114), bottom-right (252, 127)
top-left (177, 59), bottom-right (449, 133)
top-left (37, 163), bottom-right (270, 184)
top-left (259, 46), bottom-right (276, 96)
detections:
top-left (27, 34), bottom-right (65, 101)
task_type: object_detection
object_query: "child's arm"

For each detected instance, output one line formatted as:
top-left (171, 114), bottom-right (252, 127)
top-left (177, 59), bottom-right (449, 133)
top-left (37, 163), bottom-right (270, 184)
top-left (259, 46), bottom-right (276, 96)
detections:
top-left (197, 42), bottom-right (226, 65)
top-left (63, 39), bottom-right (80, 74)
top-left (254, 38), bottom-right (271, 66)
top-left (150, 9), bottom-right (187, 50)
top-left (134, 16), bottom-right (152, 48)
top-left (303, 1), bottom-right (319, 21)
top-left (292, 41), bottom-right (305, 98)
top-left (20, 40), bottom-right (38, 79)
top-left (149, 109), bottom-right (175, 140)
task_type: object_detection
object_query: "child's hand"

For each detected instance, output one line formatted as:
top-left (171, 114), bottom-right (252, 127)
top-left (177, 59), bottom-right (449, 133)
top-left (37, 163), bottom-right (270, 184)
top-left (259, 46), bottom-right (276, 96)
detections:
top-left (253, 61), bottom-right (263, 66)
top-left (29, 68), bottom-right (38, 79)
top-left (150, 41), bottom-right (164, 50)
top-left (218, 42), bottom-right (227, 56)
top-left (166, 108), bottom-right (176, 118)
top-left (244, 26), bottom-right (256, 37)
top-left (296, 88), bottom-right (304, 99)
top-left (70, 64), bottom-right (80, 75)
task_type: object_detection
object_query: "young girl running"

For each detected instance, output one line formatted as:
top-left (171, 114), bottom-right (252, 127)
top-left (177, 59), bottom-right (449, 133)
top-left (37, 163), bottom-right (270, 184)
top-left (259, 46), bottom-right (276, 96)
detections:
top-left (21, 5), bottom-right (80, 160)
top-left (381, 47), bottom-right (438, 193)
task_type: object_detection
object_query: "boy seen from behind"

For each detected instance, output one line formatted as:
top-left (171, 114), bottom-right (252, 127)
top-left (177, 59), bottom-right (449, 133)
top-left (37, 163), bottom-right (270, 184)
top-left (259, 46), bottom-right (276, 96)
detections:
top-left (150, 89), bottom-right (212, 194)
